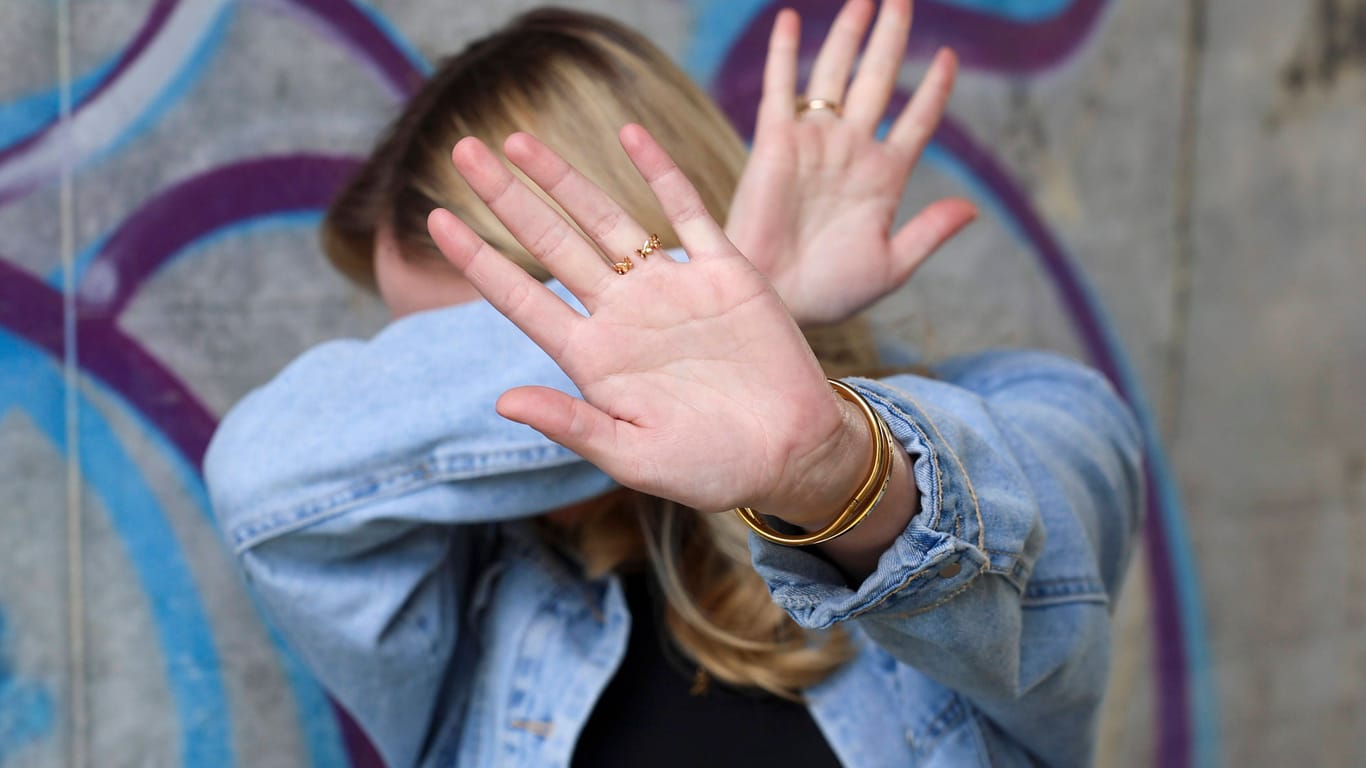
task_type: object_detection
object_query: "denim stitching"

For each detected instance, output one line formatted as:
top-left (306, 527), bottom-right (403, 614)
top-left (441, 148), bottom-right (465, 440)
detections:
top-left (856, 382), bottom-right (986, 552)
top-left (832, 555), bottom-right (980, 624)
top-left (887, 576), bottom-right (979, 620)
top-left (905, 694), bottom-right (966, 758)
top-left (1022, 577), bottom-right (1106, 600)
top-left (1021, 593), bottom-right (1108, 609)
top-left (229, 445), bottom-right (584, 552)
top-left (846, 380), bottom-right (945, 535)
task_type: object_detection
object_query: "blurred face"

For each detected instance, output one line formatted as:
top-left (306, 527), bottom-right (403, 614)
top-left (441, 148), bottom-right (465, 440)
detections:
top-left (373, 223), bottom-right (481, 318)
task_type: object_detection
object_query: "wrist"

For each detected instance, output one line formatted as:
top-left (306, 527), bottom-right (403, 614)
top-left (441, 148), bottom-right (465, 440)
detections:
top-left (760, 394), bottom-right (874, 530)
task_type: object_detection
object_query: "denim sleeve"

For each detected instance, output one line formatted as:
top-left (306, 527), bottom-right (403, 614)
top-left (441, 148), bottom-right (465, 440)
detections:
top-left (203, 289), bottom-right (615, 768)
top-left (750, 350), bottom-right (1143, 766)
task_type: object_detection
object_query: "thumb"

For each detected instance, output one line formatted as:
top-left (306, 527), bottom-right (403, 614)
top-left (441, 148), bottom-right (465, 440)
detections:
top-left (496, 386), bottom-right (630, 476)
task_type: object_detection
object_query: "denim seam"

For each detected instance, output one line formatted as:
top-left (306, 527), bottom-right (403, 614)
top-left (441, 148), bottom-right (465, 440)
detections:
top-left (845, 380), bottom-right (947, 536)
top-left (855, 382), bottom-right (986, 552)
top-left (834, 554), bottom-right (984, 624)
top-left (1024, 576), bottom-right (1104, 591)
top-left (1022, 577), bottom-right (1107, 604)
top-left (913, 694), bottom-right (969, 755)
top-left (886, 575), bottom-right (980, 620)
top-left (926, 696), bottom-right (964, 737)
top-left (1021, 593), bottom-right (1109, 609)
top-left (983, 548), bottom-right (1027, 581)
top-left (229, 447), bottom-right (583, 552)
top-left (964, 709), bottom-right (994, 767)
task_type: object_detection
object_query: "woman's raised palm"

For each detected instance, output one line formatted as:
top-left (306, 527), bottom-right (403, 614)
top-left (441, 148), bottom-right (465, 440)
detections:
top-left (428, 128), bottom-right (856, 516)
top-left (727, 0), bottom-right (976, 325)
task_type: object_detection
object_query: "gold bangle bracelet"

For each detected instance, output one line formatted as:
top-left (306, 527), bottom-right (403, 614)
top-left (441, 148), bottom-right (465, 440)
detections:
top-left (734, 379), bottom-right (897, 547)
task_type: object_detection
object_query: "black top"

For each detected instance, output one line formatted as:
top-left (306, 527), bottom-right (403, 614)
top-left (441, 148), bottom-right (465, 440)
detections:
top-left (571, 569), bottom-right (843, 767)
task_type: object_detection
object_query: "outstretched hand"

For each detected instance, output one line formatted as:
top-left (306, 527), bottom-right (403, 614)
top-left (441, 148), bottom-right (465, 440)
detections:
top-left (427, 127), bottom-right (873, 525)
top-left (726, 0), bottom-right (977, 326)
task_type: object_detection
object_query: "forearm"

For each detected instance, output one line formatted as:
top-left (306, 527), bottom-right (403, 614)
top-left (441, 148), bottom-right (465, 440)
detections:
top-left (206, 285), bottom-right (614, 551)
top-left (750, 352), bottom-right (1142, 762)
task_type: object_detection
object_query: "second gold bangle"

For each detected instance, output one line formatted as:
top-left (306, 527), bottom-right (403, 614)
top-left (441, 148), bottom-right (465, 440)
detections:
top-left (734, 379), bottom-right (896, 547)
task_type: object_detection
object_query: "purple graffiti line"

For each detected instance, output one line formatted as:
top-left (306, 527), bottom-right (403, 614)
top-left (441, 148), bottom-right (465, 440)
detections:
top-left (0, 258), bottom-right (218, 471)
top-left (714, 0), bottom-right (1109, 138)
top-left (932, 112), bottom-right (1191, 764)
top-left (254, 0), bottom-right (428, 98)
top-left (0, 0), bottom-right (175, 165)
top-left (0, 156), bottom-right (385, 768)
top-left (709, 4), bottom-right (1207, 763)
top-left (79, 155), bottom-right (359, 317)
top-left (2, 254), bottom-right (383, 768)
top-left (4, 155), bottom-right (356, 469)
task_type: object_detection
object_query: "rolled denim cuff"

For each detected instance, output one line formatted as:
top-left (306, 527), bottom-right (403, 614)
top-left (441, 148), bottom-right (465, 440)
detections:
top-left (750, 376), bottom-right (1036, 630)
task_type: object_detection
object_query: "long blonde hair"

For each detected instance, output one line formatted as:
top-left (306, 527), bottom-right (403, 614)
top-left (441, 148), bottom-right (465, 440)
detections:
top-left (322, 7), bottom-right (883, 699)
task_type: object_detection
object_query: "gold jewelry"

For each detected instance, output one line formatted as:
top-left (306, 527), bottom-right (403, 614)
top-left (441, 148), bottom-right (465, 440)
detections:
top-left (796, 96), bottom-right (843, 117)
top-left (635, 233), bottom-right (662, 260)
top-left (612, 258), bottom-right (634, 275)
top-left (734, 379), bottom-right (896, 546)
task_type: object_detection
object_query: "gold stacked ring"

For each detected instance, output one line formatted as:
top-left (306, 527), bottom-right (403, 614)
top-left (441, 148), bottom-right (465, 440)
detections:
top-left (635, 233), bottom-right (663, 260)
top-left (612, 233), bottom-right (663, 275)
top-left (796, 96), bottom-right (843, 117)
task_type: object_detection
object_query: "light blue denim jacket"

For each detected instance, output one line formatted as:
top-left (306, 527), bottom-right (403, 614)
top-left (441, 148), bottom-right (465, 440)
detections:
top-left (205, 282), bottom-right (1142, 768)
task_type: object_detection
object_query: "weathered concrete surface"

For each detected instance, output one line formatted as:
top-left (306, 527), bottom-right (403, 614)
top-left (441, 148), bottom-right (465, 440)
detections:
top-left (1, 0), bottom-right (1363, 765)
top-left (1179, 0), bottom-right (1366, 763)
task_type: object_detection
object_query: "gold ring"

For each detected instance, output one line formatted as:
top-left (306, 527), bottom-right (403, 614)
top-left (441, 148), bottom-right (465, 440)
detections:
top-left (634, 233), bottom-right (662, 260)
top-left (796, 96), bottom-right (842, 117)
top-left (612, 258), bottom-right (634, 275)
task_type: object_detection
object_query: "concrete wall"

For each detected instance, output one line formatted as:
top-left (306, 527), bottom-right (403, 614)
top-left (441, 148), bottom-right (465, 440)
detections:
top-left (1, 1), bottom-right (1361, 766)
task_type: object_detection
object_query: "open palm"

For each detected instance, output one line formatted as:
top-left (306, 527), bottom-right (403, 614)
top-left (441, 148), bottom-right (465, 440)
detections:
top-left (726, 0), bottom-right (977, 326)
top-left (428, 128), bottom-right (862, 516)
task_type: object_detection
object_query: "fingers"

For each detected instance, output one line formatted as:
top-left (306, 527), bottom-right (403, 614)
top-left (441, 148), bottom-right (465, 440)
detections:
top-left (450, 137), bottom-right (615, 304)
top-left (501, 132), bottom-right (662, 277)
top-left (804, 0), bottom-right (875, 105)
top-left (844, 0), bottom-right (912, 127)
top-left (887, 47), bottom-right (957, 161)
top-left (756, 8), bottom-right (800, 136)
top-left (427, 208), bottom-right (582, 358)
top-left (496, 386), bottom-right (632, 478)
top-left (889, 197), bottom-right (977, 279)
top-left (618, 125), bottom-right (733, 260)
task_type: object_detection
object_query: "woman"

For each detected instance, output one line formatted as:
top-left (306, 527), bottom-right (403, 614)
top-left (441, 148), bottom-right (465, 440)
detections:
top-left (206, 2), bottom-right (1141, 766)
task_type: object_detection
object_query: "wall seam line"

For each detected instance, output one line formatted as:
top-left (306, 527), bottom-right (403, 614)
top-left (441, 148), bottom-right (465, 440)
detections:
top-left (57, 0), bottom-right (87, 765)
top-left (1164, 0), bottom-right (1206, 445)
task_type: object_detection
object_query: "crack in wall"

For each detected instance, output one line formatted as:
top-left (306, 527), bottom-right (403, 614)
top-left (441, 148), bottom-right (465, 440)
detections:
top-left (1164, 0), bottom-right (1208, 443)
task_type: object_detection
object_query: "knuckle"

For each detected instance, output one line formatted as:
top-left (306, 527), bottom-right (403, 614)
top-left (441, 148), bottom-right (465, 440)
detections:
top-left (502, 277), bottom-right (533, 315)
top-left (671, 198), bottom-right (709, 224)
top-left (486, 171), bottom-right (517, 206)
top-left (586, 207), bottom-right (626, 241)
top-left (543, 159), bottom-right (574, 193)
top-left (529, 222), bottom-right (571, 260)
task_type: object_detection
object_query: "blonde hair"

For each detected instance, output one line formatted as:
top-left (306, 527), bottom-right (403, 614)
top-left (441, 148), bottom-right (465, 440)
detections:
top-left (323, 7), bottom-right (744, 285)
top-left (321, 7), bottom-right (887, 699)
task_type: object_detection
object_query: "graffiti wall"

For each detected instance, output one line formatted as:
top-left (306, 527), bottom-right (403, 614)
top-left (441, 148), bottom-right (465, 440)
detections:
top-left (2, 0), bottom-right (1362, 766)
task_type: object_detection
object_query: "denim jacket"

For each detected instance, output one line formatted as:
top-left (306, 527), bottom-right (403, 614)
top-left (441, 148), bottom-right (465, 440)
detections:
top-left (205, 282), bottom-right (1143, 768)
